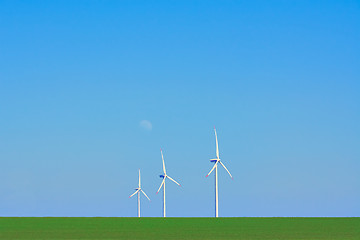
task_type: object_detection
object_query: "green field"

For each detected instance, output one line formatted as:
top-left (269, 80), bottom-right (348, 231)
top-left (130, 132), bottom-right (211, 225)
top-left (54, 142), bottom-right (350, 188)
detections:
top-left (0, 217), bottom-right (359, 239)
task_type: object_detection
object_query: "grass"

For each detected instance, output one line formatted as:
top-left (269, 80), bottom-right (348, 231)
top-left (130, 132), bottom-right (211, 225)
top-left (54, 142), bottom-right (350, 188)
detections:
top-left (0, 217), bottom-right (359, 239)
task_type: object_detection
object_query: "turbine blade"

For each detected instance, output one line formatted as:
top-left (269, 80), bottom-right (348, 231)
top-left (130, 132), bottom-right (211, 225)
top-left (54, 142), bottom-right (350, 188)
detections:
top-left (219, 161), bottom-right (233, 179)
top-left (167, 176), bottom-right (181, 186)
top-left (206, 162), bottom-right (218, 177)
top-left (156, 179), bottom-right (165, 194)
top-left (141, 189), bottom-right (151, 201)
top-left (214, 127), bottom-right (219, 159)
top-left (138, 169), bottom-right (141, 188)
top-left (129, 189), bottom-right (139, 198)
top-left (161, 148), bottom-right (166, 174)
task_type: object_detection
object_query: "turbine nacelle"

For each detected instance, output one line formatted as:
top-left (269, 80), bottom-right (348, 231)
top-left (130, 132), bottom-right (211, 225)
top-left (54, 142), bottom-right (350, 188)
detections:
top-left (159, 175), bottom-right (165, 178)
top-left (210, 159), bottom-right (219, 162)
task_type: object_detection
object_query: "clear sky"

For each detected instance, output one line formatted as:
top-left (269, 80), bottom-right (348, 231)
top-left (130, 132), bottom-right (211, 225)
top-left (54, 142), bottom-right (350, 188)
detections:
top-left (0, 0), bottom-right (359, 217)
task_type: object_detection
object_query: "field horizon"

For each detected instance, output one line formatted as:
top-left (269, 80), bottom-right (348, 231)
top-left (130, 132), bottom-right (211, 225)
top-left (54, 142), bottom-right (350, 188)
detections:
top-left (1, 217), bottom-right (359, 239)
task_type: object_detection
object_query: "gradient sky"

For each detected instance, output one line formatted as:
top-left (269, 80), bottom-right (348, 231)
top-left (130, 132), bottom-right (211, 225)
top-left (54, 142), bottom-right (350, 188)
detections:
top-left (1, 0), bottom-right (359, 217)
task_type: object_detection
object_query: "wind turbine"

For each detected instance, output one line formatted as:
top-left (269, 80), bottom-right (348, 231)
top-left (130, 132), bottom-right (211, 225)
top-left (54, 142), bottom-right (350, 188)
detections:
top-left (129, 169), bottom-right (151, 217)
top-left (206, 127), bottom-right (233, 217)
top-left (156, 148), bottom-right (181, 217)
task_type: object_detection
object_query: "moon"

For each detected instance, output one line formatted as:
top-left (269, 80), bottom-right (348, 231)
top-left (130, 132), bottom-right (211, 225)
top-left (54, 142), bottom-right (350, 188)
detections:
top-left (139, 120), bottom-right (152, 131)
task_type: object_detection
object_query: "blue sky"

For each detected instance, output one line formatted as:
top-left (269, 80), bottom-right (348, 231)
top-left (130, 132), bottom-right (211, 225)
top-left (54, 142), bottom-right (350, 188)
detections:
top-left (0, 0), bottom-right (359, 217)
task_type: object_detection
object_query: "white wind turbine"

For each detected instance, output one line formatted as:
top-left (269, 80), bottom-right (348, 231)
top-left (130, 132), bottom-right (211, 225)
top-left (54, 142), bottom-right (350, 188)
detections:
top-left (206, 127), bottom-right (233, 218)
top-left (156, 148), bottom-right (181, 217)
top-left (129, 169), bottom-right (151, 217)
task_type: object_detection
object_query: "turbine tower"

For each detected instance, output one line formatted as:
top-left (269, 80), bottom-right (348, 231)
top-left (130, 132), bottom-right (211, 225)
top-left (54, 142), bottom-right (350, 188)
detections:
top-left (206, 127), bottom-right (233, 217)
top-left (129, 169), bottom-right (151, 217)
top-left (156, 148), bottom-right (181, 217)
